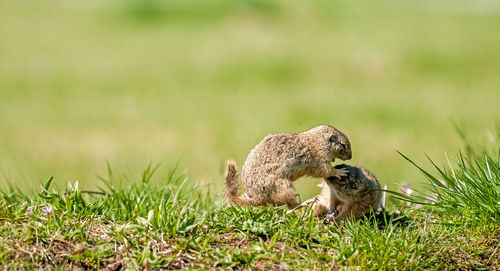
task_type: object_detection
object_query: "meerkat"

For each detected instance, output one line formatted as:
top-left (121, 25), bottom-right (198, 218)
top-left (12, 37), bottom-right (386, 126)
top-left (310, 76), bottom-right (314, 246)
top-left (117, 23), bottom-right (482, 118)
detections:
top-left (303, 164), bottom-right (382, 222)
top-left (225, 125), bottom-right (352, 209)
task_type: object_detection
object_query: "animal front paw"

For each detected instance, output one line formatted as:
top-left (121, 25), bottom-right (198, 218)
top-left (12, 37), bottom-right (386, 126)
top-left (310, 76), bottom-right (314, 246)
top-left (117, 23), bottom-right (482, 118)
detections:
top-left (335, 168), bottom-right (349, 178)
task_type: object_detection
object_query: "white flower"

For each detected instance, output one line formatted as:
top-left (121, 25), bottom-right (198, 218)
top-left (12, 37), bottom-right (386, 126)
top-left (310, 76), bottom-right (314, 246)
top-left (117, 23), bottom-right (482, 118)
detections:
top-left (42, 205), bottom-right (53, 215)
top-left (401, 182), bottom-right (414, 196)
top-left (432, 179), bottom-right (447, 188)
top-left (425, 194), bottom-right (438, 203)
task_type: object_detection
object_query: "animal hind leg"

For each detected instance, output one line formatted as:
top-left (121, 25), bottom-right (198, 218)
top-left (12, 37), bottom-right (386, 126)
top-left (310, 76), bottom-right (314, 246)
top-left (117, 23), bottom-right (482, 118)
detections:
top-left (271, 178), bottom-right (299, 209)
top-left (288, 196), bottom-right (319, 214)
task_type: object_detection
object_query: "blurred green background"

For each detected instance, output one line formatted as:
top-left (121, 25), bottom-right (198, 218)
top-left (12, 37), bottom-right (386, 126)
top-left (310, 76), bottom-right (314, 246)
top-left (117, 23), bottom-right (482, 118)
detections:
top-left (1, 0), bottom-right (499, 198)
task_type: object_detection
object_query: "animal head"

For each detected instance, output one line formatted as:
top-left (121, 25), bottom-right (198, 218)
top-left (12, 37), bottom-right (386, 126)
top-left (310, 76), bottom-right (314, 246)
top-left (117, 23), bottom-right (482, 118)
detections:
top-left (325, 164), bottom-right (361, 192)
top-left (305, 125), bottom-right (352, 161)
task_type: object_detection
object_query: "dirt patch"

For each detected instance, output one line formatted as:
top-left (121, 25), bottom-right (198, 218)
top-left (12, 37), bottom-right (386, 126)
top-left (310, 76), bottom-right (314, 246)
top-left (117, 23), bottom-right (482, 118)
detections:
top-left (440, 229), bottom-right (499, 270)
top-left (6, 238), bottom-right (120, 270)
top-left (213, 232), bottom-right (252, 248)
top-left (167, 255), bottom-right (191, 269)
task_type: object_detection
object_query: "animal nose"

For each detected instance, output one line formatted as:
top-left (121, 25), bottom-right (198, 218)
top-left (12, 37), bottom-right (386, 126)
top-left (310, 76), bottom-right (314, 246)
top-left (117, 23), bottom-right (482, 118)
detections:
top-left (344, 150), bottom-right (352, 160)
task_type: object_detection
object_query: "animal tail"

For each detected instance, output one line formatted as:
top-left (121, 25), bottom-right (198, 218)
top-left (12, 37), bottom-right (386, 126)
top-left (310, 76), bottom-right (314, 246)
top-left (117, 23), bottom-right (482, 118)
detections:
top-left (225, 160), bottom-right (247, 205)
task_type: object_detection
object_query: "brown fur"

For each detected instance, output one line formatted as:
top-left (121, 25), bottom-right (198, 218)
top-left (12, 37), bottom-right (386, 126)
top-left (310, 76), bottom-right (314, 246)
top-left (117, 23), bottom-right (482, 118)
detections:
top-left (225, 125), bottom-right (352, 209)
top-left (312, 164), bottom-right (382, 222)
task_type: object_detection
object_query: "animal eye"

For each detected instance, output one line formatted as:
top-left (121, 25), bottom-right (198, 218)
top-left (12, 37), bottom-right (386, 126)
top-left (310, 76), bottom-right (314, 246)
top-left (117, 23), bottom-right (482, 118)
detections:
top-left (329, 135), bottom-right (337, 143)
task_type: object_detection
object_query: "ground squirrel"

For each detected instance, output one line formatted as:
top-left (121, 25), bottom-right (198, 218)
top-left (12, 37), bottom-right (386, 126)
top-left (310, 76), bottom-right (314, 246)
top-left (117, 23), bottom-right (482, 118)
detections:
top-left (225, 125), bottom-right (352, 209)
top-left (305, 164), bottom-right (381, 222)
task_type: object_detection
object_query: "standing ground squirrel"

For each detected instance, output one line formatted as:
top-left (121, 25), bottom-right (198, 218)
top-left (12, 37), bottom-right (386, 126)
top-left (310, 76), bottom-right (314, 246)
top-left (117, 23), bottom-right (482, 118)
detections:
top-left (225, 125), bottom-right (352, 209)
top-left (309, 164), bottom-right (382, 222)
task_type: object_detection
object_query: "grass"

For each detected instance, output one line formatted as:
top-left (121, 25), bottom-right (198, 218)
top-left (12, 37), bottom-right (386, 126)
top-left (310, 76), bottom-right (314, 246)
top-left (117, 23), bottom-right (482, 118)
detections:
top-left (1, 140), bottom-right (498, 269)
top-left (395, 151), bottom-right (500, 224)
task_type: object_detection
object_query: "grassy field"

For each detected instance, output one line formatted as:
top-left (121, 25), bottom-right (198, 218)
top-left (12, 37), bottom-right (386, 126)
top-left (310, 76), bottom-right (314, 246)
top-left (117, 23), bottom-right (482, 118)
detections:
top-left (1, 0), bottom-right (500, 199)
top-left (1, 135), bottom-right (498, 269)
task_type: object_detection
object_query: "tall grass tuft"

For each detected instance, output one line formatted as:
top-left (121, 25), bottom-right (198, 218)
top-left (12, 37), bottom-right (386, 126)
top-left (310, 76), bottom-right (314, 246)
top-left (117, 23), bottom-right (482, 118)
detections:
top-left (392, 150), bottom-right (500, 224)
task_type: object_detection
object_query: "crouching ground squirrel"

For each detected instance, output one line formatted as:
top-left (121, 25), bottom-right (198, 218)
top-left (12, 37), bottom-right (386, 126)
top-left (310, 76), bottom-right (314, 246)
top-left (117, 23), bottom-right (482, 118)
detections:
top-left (299, 164), bottom-right (381, 222)
top-left (225, 125), bottom-right (352, 209)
